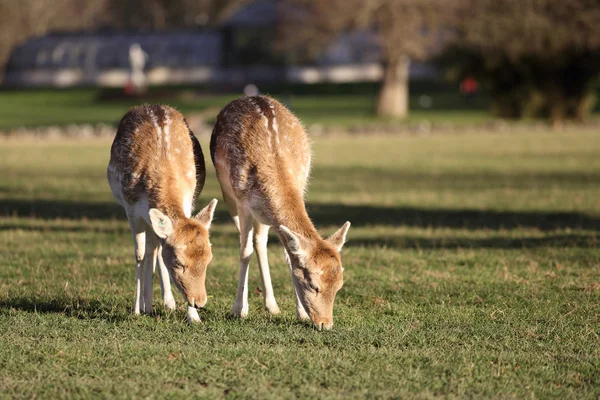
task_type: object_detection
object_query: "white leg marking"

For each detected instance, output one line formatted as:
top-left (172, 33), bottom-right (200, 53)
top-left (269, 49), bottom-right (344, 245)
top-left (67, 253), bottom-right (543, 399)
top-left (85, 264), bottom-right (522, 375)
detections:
top-left (157, 244), bottom-right (176, 311)
top-left (187, 305), bottom-right (201, 323)
top-left (232, 210), bottom-right (253, 318)
top-left (231, 214), bottom-right (241, 232)
top-left (131, 226), bottom-right (145, 315)
top-left (254, 222), bottom-right (280, 315)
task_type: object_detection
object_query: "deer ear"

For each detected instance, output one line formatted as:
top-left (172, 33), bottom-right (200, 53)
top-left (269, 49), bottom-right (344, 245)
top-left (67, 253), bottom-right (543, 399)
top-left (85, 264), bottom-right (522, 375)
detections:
top-left (326, 221), bottom-right (351, 252)
top-left (149, 209), bottom-right (173, 239)
top-left (279, 225), bottom-right (310, 259)
top-left (194, 198), bottom-right (218, 229)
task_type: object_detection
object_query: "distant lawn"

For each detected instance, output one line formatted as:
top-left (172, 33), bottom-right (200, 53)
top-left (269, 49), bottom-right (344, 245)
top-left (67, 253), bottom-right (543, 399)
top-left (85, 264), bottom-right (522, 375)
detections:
top-left (0, 81), bottom-right (490, 130)
top-left (1, 129), bottom-right (599, 397)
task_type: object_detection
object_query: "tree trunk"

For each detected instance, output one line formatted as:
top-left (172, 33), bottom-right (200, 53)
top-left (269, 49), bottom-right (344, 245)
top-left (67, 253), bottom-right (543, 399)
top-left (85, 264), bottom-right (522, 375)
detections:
top-left (376, 56), bottom-right (410, 118)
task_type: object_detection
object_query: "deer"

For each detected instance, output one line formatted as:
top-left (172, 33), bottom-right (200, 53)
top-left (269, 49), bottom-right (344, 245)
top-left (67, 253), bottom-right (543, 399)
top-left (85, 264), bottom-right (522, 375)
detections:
top-left (107, 104), bottom-right (218, 323)
top-left (210, 95), bottom-right (351, 330)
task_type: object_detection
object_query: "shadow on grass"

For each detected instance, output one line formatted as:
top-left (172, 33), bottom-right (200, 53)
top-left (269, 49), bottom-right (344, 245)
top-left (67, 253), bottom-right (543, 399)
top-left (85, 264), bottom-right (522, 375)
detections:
top-left (309, 168), bottom-right (599, 193)
top-left (349, 233), bottom-right (598, 249)
top-left (0, 199), bottom-right (124, 220)
top-left (1, 198), bottom-right (599, 232)
top-left (0, 223), bottom-right (130, 233)
top-left (0, 198), bottom-right (232, 224)
top-left (0, 296), bottom-right (132, 322)
top-left (307, 203), bottom-right (600, 231)
top-left (0, 296), bottom-right (319, 329)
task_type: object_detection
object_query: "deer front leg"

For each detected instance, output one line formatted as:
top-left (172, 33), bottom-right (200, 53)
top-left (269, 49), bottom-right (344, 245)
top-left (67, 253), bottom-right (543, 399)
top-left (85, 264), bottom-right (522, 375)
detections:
top-left (130, 227), bottom-right (146, 315)
top-left (142, 233), bottom-right (158, 314)
top-left (231, 210), bottom-right (253, 318)
top-left (156, 243), bottom-right (176, 311)
top-left (283, 249), bottom-right (310, 322)
top-left (155, 243), bottom-right (197, 322)
top-left (253, 222), bottom-right (280, 315)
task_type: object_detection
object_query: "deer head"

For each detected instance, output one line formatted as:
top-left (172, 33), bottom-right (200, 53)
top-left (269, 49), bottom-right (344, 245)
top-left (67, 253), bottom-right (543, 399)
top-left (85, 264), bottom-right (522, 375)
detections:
top-left (149, 199), bottom-right (218, 309)
top-left (280, 221), bottom-right (351, 330)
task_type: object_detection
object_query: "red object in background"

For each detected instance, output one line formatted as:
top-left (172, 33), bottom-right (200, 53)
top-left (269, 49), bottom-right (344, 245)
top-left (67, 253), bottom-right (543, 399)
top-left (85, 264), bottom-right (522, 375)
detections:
top-left (460, 76), bottom-right (479, 95)
top-left (124, 80), bottom-right (135, 95)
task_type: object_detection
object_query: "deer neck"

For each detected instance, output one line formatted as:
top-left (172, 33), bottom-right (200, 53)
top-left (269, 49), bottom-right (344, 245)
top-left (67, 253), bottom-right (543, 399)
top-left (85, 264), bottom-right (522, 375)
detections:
top-left (274, 188), bottom-right (320, 241)
top-left (151, 174), bottom-right (187, 223)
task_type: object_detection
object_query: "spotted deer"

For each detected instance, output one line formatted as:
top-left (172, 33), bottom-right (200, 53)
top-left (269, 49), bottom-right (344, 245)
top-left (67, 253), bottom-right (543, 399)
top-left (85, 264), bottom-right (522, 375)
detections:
top-left (210, 96), bottom-right (351, 330)
top-left (107, 105), bottom-right (218, 323)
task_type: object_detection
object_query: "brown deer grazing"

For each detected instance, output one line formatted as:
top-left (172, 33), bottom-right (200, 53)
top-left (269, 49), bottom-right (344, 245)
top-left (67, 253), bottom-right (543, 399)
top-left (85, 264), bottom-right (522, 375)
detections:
top-left (210, 96), bottom-right (351, 330)
top-left (107, 105), bottom-right (217, 323)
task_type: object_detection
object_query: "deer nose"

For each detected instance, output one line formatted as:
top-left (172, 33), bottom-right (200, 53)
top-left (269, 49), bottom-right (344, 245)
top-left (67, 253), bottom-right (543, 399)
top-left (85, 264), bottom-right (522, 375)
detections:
top-left (188, 293), bottom-right (207, 309)
top-left (314, 321), bottom-right (333, 331)
top-left (195, 296), bottom-right (207, 308)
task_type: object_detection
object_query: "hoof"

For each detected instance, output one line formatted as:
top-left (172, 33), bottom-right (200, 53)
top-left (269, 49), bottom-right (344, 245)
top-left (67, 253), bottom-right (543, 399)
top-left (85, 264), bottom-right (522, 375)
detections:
top-left (187, 306), bottom-right (201, 323)
top-left (296, 310), bottom-right (310, 323)
top-left (231, 302), bottom-right (249, 318)
top-left (265, 303), bottom-right (281, 315)
top-left (163, 297), bottom-right (177, 312)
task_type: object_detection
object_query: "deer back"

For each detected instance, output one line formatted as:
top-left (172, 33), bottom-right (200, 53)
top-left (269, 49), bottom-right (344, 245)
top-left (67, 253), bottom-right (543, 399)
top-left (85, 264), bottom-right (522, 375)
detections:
top-left (210, 96), bottom-right (311, 225)
top-left (110, 105), bottom-right (205, 218)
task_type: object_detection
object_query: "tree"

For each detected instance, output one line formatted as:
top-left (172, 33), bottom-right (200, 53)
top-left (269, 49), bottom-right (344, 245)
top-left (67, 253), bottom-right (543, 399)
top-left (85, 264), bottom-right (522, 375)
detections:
top-left (0, 0), bottom-right (249, 79)
top-left (0, 0), bottom-right (109, 79)
top-left (281, 0), bottom-right (459, 118)
top-left (442, 0), bottom-right (600, 122)
top-left (105, 0), bottom-right (251, 30)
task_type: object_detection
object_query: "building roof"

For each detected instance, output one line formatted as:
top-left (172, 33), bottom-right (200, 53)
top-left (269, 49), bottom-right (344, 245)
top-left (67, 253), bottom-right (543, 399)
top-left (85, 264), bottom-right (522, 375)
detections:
top-left (5, 31), bottom-right (222, 72)
top-left (221, 0), bottom-right (279, 27)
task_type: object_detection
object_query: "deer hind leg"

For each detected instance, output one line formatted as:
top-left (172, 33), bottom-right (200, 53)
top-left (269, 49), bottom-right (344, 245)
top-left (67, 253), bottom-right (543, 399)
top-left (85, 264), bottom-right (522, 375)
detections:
top-left (221, 188), bottom-right (240, 232)
top-left (156, 243), bottom-right (176, 311)
top-left (141, 232), bottom-right (159, 314)
top-left (231, 207), bottom-right (253, 318)
top-left (128, 216), bottom-right (146, 316)
top-left (284, 249), bottom-right (310, 322)
top-left (253, 221), bottom-right (280, 315)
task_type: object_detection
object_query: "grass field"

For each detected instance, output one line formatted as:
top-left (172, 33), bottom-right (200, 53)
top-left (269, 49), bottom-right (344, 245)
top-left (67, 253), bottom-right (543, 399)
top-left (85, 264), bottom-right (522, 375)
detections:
top-left (0, 82), bottom-right (491, 130)
top-left (1, 129), bottom-right (600, 398)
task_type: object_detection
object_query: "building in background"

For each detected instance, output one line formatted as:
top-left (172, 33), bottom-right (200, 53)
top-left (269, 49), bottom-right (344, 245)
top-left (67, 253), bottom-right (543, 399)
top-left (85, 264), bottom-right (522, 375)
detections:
top-left (3, 0), bottom-right (436, 88)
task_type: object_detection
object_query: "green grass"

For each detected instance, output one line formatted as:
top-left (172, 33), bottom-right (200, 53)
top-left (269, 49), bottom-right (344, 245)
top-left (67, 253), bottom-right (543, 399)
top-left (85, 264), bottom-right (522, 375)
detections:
top-left (1, 129), bottom-right (600, 398)
top-left (0, 82), bottom-right (490, 130)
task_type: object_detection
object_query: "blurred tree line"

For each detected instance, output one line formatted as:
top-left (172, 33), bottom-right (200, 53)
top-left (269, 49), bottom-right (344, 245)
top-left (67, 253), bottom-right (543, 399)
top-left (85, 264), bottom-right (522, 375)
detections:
top-left (0, 0), bottom-right (598, 123)
top-left (443, 0), bottom-right (600, 123)
top-left (0, 0), bottom-right (248, 77)
top-left (283, 0), bottom-right (600, 123)
top-left (282, 0), bottom-right (457, 119)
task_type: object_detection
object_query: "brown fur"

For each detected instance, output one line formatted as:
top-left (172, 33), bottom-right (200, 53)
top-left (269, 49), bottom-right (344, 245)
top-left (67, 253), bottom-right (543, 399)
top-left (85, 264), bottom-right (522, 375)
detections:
top-left (108, 104), bottom-right (216, 312)
top-left (211, 96), bottom-right (350, 329)
top-left (161, 217), bottom-right (213, 306)
top-left (210, 96), bottom-right (312, 232)
top-left (110, 104), bottom-right (203, 217)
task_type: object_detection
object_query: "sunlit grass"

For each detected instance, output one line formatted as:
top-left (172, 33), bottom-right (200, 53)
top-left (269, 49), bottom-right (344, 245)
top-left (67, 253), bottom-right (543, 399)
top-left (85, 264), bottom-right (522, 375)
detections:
top-left (0, 130), bottom-right (599, 398)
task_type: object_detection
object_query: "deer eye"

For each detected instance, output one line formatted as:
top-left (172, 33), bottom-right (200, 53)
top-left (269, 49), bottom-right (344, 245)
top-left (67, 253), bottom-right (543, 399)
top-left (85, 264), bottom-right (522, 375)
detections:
top-left (309, 282), bottom-right (320, 293)
top-left (174, 261), bottom-right (186, 272)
